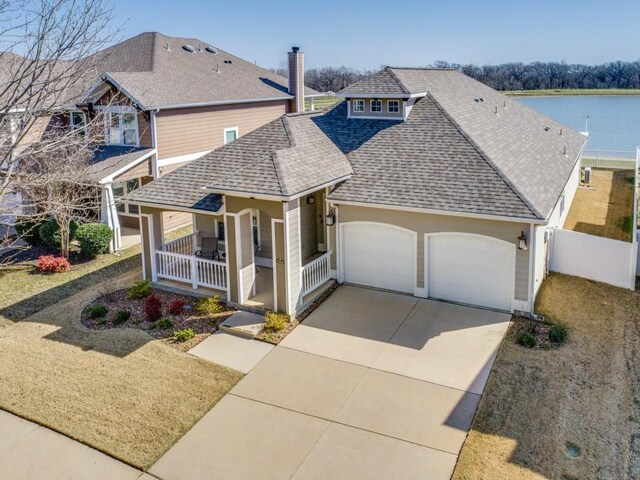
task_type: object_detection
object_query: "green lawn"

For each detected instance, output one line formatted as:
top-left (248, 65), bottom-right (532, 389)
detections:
top-left (504, 88), bottom-right (640, 96)
top-left (305, 95), bottom-right (342, 110)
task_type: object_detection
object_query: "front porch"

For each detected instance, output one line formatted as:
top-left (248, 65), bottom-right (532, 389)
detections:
top-left (139, 189), bottom-right (335, 316)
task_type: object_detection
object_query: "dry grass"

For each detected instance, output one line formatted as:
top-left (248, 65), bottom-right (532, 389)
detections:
top-left (453, 273), bottom-right (640, 480)
top-left (564, 168), bottom-right (635, 242)
top-left (0, 243), bottom-right (243, 469)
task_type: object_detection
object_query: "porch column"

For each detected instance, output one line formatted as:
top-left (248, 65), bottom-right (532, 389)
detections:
top-left (283, 199), bottom-right (302, 316)
top-left (139, 207), bottom-right (165, 282)
top-left (101, 183), bottom-right (121, 252)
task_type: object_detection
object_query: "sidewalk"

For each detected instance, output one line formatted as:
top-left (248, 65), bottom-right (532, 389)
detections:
top-left (0, 409), bottom-right (148, 480)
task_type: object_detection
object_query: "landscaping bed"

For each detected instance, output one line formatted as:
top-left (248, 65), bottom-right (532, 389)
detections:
top-left (82, 286), bottom-right (235, 352)
top-left (453, 273), bottom-right (640, 480)
top-left (255, 282), bottom-right (339, 344)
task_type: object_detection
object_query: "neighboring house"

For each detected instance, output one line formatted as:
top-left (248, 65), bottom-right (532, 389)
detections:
top-left (126, 66), bottom-right (587, 316)
top-left (5, 33), bottom-right (322, 250)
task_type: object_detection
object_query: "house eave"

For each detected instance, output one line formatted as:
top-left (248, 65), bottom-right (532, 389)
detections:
top-left (328, 198), bottom-right (546, 225)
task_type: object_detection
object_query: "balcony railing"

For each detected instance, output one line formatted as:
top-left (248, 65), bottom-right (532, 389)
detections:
top-left (301, 251), bottom-right (332, 296)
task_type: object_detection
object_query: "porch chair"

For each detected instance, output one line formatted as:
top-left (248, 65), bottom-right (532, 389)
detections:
top-left (197, 237), bottom-right (220, 261)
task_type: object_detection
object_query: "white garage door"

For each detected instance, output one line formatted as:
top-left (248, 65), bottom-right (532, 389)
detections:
top-left (427, 234), bottom-right (514, 311)
top-left (341, 223), bottom-right (415, 293)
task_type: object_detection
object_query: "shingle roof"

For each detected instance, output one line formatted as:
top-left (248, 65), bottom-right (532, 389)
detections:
top-left (89, 32), bottom-right (320, 109)
top-left (338, 67), bottom-right (412, 96)
top-left (125, 115), bottom-right (352, 209)
top-left (85, 146), bottom-right (153, 183)
top-left (128, 68), bottom-right (587, 221)
top-left (389, 68), bottom-right (587, 218)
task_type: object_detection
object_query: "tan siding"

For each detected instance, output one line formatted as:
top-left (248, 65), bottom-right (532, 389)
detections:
top-left (138, 110), bottom-right (152, 147)
top-left (286, 200), bottom-right (302, 313)
top-left (338, 205), bottom-right (530, 302)
top-left (113, 161), bottom-right (152, 182)
top-left (274, 221), bottom-right (286, 312)
top-left (158, 160), bottom-right (189, 176)
top-left (257, 211), bottom-right (273, 260)
top-left (155, 101), bottom-right (287, 159)
top-left (162, 211), bottom-right (192, 232)
top-left (118, 214), bottom-right (139, 229)
top-left (225, 196), bottom-right (284, 220)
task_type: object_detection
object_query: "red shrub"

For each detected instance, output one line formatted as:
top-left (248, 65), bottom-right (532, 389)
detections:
top-left (37, 255), bottom-right (71, 273)
top-left (144, 294), bottom-right (162, 322)
top-left (168, 299), bottom-right (186, 316)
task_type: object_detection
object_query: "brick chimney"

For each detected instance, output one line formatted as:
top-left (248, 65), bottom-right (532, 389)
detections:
top-left (288, 46), bottom-right (304, 113)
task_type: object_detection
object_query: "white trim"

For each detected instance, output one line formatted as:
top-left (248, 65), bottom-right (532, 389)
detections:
top-left (330, 199), bottom-right (545, 225)
top-left (140, 213), bottom-right (157, 281)
top-left (157, 150), bottom-right (212, 168)
top-left (352, 99), bottom-right (365, 113)
top-left (150, 110), bottom-right (159, 178)
top-left (338, 92), bottom-right (427, 99)
top-left (139, 214), bottom-right (146, 279)
top-left (283, 202), bottom-right (291, 315)
top-left (346, 115), bottom-right (403, 121)
top-left (271, 217), bottom-right (284, 312)
top-left (234, 213), bottom-right (243, 303)
top-left (335, 205), bottom-right (343, 282)
top-left (527, 222), bottom-right (535, 312)
top-left (70, 110), bottom-right (87, 137)
top-left (423, 232), bottom-right (516, 313)
top-left (98, 149), bottom-right (156, 184)
top-left (370, 99), bottom-right (382, 113)
top-left (339, 221), bottom-right (418, 294)
top-left (223, 213), bottom-right (231, 302)
top-left (223, 127), bottom-right (239, 145)
top-left (387, 100), bottom-right (400, 113)
top-left (126, 200), bottom-right (222, 216)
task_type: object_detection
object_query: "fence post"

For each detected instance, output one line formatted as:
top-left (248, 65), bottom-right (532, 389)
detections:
top-left (191, 256), bottom-right (198, 289)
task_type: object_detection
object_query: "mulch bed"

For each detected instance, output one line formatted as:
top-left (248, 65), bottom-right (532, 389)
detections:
top-left (81, 288), bottom-right (236, 351)
top-left (508, 315), bottom-right (557, 349)
top-left (255, 282), bottom-right (340, 345)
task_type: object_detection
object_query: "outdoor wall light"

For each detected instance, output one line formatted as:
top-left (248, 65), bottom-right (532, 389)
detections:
top-left (326, 210), bottom-right (336, 226)
top-left (517, 231), bottom-right (528, 250)
top-left (306, 194), bottom-right (315, 204)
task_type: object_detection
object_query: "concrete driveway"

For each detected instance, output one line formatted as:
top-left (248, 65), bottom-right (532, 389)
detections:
top-left (151, 286), bottom-right (510, 480)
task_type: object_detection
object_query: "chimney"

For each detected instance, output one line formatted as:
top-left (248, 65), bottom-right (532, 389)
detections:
top-left (288, 46), bottom-right (304, 113)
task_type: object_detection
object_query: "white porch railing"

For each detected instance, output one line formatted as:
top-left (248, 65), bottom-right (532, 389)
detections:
top-left (301, 251), bottom-right (331, 296)
top-left (156, 250), bottom-right (227, 292)
top-left (164, 232), bottom-right (197, 255)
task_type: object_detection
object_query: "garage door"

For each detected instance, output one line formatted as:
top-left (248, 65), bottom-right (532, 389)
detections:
top-left (341, 223), bottom-right (415, 293)
top-left (427, 234), bottom-right (514, 311)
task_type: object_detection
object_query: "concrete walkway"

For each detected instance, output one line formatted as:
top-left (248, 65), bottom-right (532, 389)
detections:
top-left (188, 331), bottom-right (274, 373)
top-left (150, 286), bottom-right (510, 480)
top-left (0, 409), bottom-right (146, 480)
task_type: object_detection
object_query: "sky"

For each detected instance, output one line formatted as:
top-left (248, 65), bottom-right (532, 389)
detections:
top-left (110, 0), bottom-right (640, 70)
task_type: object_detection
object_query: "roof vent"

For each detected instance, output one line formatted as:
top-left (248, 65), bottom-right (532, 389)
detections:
top-left (205, 46), bottom-right (218, 54)
top-left (223, 59), bottom-right (233, 64)
top-left (164, 43), bottom-right (171, 51)
top-left (182, 44), bottom-right (196, 53)
top-left (544, 126), bottom-right (551, 132)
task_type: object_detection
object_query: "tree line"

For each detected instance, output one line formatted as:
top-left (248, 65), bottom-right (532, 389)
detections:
top-left (274, 60), bottom-right (640, 92)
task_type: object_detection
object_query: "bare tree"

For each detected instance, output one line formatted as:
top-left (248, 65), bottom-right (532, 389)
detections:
top-left (0, 0), bottom-right (118, 257)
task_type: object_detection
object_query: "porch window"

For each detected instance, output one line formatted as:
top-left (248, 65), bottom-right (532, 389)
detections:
top-left (112, 177), bottom-right (140, 215)
top-left (224, 127), bottom-right (238, 144)
top-left (70, 111), bottom-right (86, 136)
top-left (105, 110), bottom-right (138, 146)
top-left (371, 100), bottom-right (382, 112)
top-left (216, 221), bottom-right (225, 241)
top-left (252, 209), bottom-right (260, 248)
top-left (352, 99), bottom-right (365, 113)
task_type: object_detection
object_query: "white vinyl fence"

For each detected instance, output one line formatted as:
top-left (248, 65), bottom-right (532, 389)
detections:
top-left (549, 229), bottom-right (636, 290)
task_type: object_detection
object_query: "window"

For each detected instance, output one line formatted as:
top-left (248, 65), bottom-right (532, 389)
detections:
top-left (252, 209), bottom-right (260, 248)
top-left (224, 127), bottom-right (238, 144)
top-left (70, 111), bottom-right (86, 136)
top-left (371, 100), bottom-right (382, 112)
top-left (112, 178), bottom-right (141, 215)
top-left (387, 100), bottom-right (400, 113)
top-left (105, 110), bottom-right (138, 146)
top-left (352, 99), bottom-right (365, 113)
top-left (216, 221), bottom-right (225, 241)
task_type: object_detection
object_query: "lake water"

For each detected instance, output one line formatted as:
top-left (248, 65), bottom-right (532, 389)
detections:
top-left (517, 96), bottom-right (640, 153)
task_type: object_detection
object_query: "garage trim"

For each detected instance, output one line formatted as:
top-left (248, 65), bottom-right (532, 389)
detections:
top-left (338, 221), bottom-right (418, 294)
top-left (424, 232), bottom-right (516, 312)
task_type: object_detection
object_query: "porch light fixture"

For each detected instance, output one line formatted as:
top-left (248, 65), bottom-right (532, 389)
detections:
top-left (306, 194), bottom-right (315, 205)
top-left (517, 231), bottom-right (528, 250)
top-left (326, 210), bottom-right (336, 226)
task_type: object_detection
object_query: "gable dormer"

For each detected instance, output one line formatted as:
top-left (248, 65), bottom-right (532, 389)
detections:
top-left (337, 66), bottom-right (426, 120)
